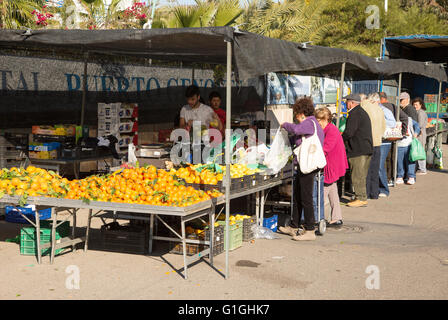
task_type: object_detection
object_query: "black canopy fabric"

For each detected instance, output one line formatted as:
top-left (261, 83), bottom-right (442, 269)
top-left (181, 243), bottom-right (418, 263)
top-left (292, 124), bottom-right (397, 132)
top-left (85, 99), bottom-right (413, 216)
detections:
top-left (379, 58), bottom-right (448, 82)
top-left (0, 27), bottom-right (446, 82)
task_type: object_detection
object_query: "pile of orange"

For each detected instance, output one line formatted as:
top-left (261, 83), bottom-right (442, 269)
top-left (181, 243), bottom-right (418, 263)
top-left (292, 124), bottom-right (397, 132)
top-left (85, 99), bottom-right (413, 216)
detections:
top-left (0, 166), bottom-right (69, 198)
top-left (0, 166), bottom-right (222, 207)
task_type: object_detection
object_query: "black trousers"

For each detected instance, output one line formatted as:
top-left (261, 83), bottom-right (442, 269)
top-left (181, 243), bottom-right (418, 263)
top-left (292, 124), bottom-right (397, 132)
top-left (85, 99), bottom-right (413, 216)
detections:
top-left (386, 143), bottom-right (396, 182)
top-left (291, 169), bottom-right (316, 231)
top-left (366, 146), bottom-right (381, 199)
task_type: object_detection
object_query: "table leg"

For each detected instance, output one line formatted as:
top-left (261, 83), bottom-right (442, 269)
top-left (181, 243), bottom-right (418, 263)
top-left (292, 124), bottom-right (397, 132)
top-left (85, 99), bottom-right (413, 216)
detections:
top-left (255, 191), bottom-right (260, 226)
top-left (148, 214), bottom-right (154, 254)
top-left (72, 209), bottom-right (77, 252)
top-left (181, 218), bottom-right (188, 280)
top-left (84, 209), bottom-right (92, 252)
top-left (209, 208), bottom-right (215, 266)
top-left (260, 189), bottom-right (265, 226)
top-left (50, 208), bottom-right (57, 264)
top-left (35, 209), bottom-right (42, 265)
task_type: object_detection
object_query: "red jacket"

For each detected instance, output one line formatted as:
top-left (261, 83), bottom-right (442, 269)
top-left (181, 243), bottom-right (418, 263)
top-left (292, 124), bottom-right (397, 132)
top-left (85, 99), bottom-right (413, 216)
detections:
top-left (323, 123), bottom-right (348, 184)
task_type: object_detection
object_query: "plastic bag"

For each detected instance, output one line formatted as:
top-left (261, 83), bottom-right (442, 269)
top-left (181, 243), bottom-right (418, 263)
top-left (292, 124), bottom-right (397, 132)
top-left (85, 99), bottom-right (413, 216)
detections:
top-left (409, 138), bottom-right (426, 162)
top-left (128, 143), bottom-right (138, 165)
top-left (250, 224), bottom-right (280, 240)
top-left (264, 128), bottom-right (292, 174)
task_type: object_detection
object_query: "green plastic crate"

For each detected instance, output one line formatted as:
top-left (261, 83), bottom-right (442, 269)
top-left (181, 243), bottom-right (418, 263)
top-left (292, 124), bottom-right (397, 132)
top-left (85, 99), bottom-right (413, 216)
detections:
top-left (217, 220), bottom-right (243, 251)
top-left (20, 220), bottom-right (70, 256)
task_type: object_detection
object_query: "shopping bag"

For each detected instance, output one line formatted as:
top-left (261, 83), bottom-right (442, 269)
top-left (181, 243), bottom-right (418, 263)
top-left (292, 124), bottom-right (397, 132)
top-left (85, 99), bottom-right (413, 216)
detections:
top-left (293, 121), bottom-right (326, 174)
top-left (409, 138), bottom-right (426, 162)
top-left (264, 128), bottom-right (292, 174)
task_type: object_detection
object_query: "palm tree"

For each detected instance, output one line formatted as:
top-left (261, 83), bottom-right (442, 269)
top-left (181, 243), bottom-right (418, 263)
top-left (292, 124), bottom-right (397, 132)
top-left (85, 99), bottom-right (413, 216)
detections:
top-left (0, 0), bottom-right (44, 29)
top-left (153, 0), bottom-right (243, 28)
top-left (241, 0), bottom-right (334, 44)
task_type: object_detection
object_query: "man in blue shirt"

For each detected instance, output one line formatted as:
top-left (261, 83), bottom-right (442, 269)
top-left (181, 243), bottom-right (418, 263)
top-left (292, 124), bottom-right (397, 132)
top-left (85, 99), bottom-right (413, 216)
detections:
top-left (377, 96), bottom-right (397, 197)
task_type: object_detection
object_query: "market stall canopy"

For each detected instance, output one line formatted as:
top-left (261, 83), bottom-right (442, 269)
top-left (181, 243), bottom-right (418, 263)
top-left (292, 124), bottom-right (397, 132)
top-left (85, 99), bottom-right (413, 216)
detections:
top-left (233, 33), bottom-right (384, 80)
top-left (0, 27), bottom-right (446, 82)
top-left (379, 58), bottom-right (448, 82)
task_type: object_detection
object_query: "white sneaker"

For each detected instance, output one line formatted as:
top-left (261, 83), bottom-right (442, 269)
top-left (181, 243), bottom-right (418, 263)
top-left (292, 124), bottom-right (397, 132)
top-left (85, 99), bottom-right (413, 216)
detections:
top-left (396, 178), bottom-right (404, 184)
top-left (406, 178), bottom-right (415, 185)
top-left (388, 180), bottom-right (394, 187)
top-left (416, 171), bottom-right (427, 176)
top-left (379, 193), bottom-right (388, 198)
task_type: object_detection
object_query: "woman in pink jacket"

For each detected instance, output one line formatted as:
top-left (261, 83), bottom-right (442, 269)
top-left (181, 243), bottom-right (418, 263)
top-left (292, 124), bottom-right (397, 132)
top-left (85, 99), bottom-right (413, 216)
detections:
top-left (315, 107), bottom-right (349, 227)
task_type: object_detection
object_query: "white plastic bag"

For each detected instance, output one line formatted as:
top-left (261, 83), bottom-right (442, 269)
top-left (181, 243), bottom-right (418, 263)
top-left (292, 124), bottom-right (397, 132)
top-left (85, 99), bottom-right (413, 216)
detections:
top-left (251, 224), bottom-right (280, 239)
top-left (293, 121), bottom-right (326, 174)
top-left (128, 143), bottom-right (138, 165)
top-left (264, 128), bottom-right (292, 174)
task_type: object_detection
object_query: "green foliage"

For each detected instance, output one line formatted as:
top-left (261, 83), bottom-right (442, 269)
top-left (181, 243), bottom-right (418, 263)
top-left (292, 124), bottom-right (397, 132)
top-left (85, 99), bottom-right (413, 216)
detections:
top-left (241, 0), bottom-right (333, 44)
top-left (0, 0), bottom-right (44, 29)
top-left (153, 0), bottom-right (243, 28)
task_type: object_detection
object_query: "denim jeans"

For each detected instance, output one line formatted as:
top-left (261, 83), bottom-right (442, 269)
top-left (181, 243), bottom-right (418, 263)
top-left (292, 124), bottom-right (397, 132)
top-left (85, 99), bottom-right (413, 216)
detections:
top-left (379, 143), bottom-right (391, 195)
top-left (397, 145), bottom-right (416, 180)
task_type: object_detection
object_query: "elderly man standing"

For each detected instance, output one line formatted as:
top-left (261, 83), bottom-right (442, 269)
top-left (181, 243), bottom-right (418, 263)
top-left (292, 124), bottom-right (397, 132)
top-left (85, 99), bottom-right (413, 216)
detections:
top-left (362, 93), bottom-right (386, 200)
top-left (400, 92), bottom-right (418, 122)
top-left (342, 94), bottom-right (373, 207)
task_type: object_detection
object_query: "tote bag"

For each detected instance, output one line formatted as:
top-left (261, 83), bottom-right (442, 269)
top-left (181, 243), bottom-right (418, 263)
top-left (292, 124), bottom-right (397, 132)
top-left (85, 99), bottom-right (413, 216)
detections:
top-left (293, 121), bottom-right (326, 174)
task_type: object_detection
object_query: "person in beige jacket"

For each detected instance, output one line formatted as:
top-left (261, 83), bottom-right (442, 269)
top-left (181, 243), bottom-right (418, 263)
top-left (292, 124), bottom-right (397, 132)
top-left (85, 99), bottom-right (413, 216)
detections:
top-left (361, 93), bottom-right (386, 199)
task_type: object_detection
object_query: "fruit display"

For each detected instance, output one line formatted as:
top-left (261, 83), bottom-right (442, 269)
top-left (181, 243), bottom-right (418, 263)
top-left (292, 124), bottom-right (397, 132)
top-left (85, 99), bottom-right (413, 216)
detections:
top-left (171, 164), bottom-right (260, 185)
top-left (0, 166), bottom-right (223, 207)
top-left (217, 213), bottom-right (252, 225)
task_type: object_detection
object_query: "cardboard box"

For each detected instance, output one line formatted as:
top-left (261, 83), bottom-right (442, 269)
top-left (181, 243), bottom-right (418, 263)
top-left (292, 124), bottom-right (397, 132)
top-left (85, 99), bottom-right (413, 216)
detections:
top-left (29, 150), bottom-right (58, 159)
top-left (32, 125), bottom-right (76, 136)
top-left (29, 142), bottom-right (61, 152)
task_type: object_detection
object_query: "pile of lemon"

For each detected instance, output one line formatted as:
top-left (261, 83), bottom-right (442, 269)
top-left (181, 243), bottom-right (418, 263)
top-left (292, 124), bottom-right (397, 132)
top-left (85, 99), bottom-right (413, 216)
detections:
top-left (220, 164), bottom-right (260, 179)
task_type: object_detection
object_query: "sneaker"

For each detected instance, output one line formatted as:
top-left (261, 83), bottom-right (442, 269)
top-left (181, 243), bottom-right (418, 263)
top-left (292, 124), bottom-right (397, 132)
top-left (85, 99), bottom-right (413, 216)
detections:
top-left (406, 178), bottom-right (415, 185)
top-left (278, 225), bottom-right (299, 237)
top-left (388, 180), bottom-right (394, 187)
top-left (379, 193), bottom-right (388, 198)
top-left (396, 178), bottom-right (404, 184)
top-left (416, 171), bottom-right (427, 176)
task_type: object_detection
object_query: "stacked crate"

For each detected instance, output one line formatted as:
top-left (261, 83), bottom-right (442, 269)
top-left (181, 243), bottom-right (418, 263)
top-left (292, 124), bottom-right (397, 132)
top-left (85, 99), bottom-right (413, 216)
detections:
top-left (0, 134), bottom-right (28, 169)
top-left (424, 94), bottom-right (438, 113)
top-left (97, 103), bottom-right (139, 170)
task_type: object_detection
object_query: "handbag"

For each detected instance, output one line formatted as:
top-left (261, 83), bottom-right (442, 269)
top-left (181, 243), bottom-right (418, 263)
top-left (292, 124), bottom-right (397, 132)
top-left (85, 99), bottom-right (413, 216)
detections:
top-left (293, 121), bottom-right (326, 174)
top-left (383, 121), bottom-right (403, 141)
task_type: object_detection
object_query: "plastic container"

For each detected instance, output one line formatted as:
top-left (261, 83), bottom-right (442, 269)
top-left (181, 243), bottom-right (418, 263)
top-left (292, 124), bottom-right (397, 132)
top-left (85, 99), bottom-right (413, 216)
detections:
top-left (242, 215), bottom-right (256, 241)
top-left (263, 214), bottom-right (278, 232)
top-left (217, 220), bottom-right (243, 251)
top-left (5, 206), bottom-right (51, 224)
top-left (20, 220), bottom-right (70, 256)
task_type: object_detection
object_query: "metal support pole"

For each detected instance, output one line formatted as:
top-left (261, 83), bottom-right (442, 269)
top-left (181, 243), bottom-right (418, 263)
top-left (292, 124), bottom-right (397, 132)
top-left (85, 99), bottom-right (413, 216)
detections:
top-left (436, 80), bottom-right (442, 135)
top-left (393, 73), bottom-right (402, 187)
top-left (80, 52), bottom-right (89, 128)
top-left (72, 209), bottom-right (77, 252)
top-left (224, 40), bottom-right (232, 280)
top-left (335, 62), bottom-right (346, 130)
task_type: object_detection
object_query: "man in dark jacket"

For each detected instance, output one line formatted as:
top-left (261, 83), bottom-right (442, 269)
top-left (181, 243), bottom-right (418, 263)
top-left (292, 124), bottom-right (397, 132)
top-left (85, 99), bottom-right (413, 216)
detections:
top-left (399, 92), bottom-right (418, 122)
top-left (342, 94), bottom-right (373, 208)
